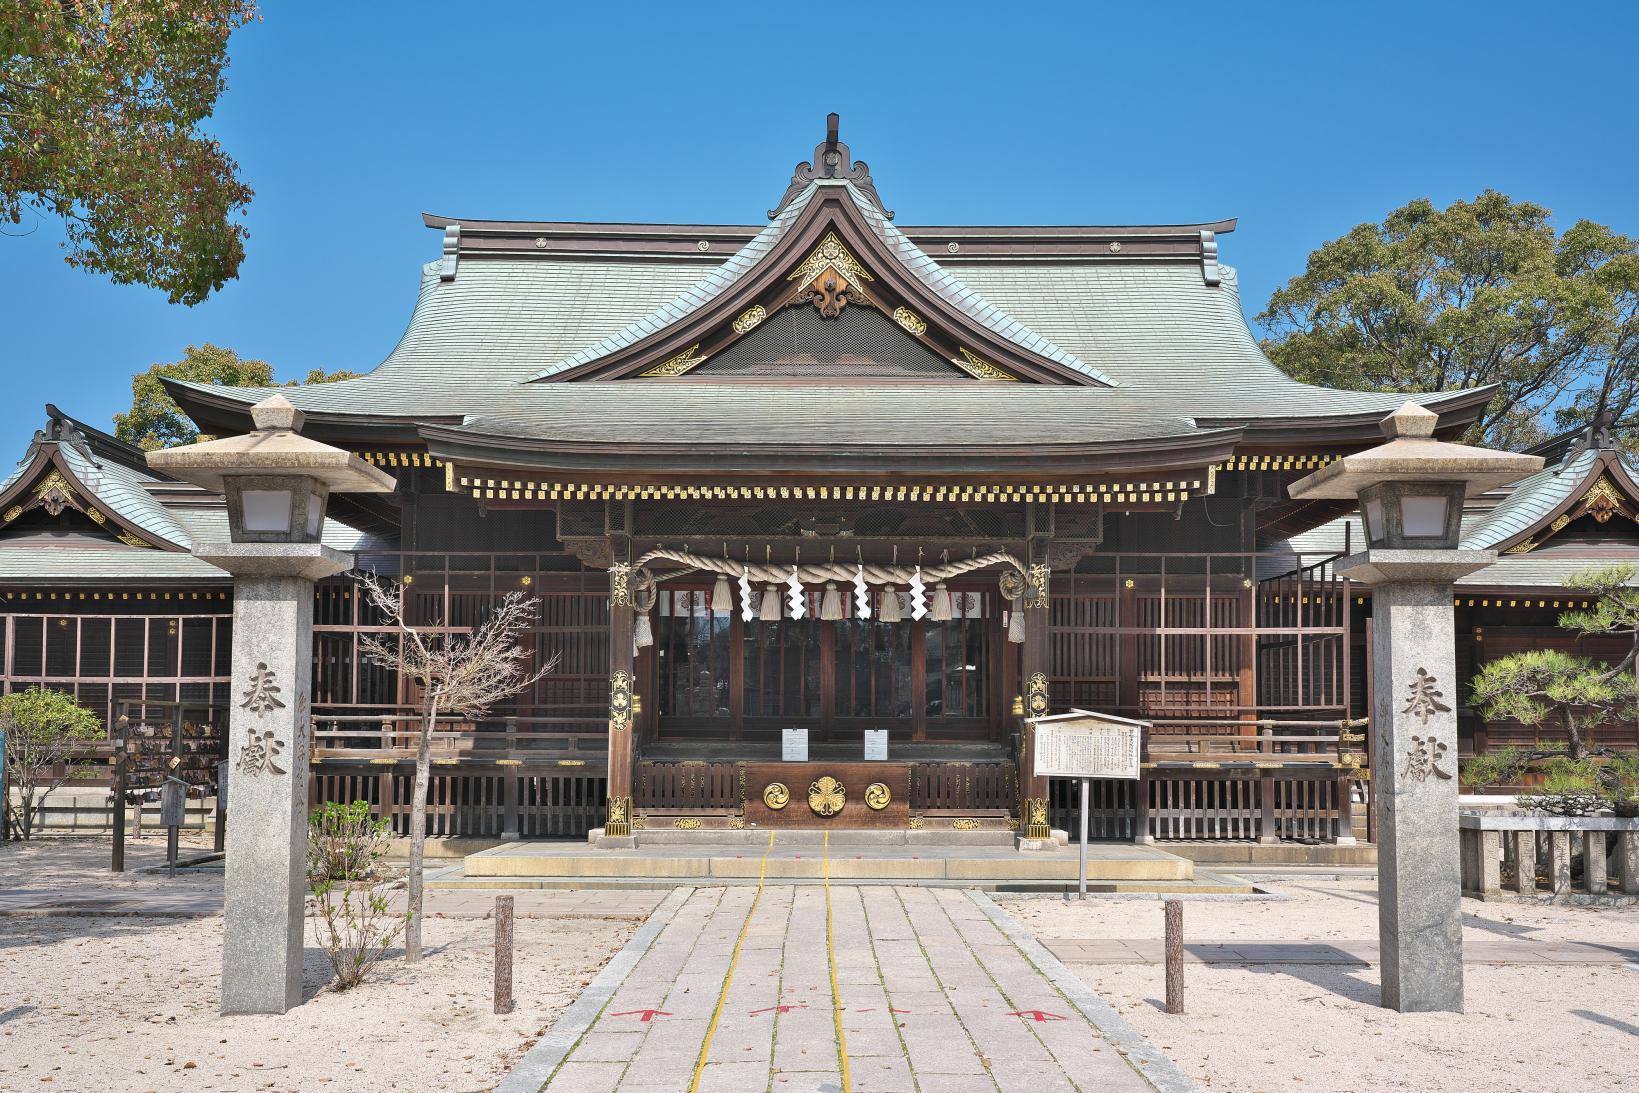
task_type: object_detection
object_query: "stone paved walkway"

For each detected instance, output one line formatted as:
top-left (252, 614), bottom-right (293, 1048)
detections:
top-left (539, 885), bottom-right (1155, 1093)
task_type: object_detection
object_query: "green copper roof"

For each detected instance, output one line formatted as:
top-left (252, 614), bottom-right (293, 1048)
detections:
top-left (1459, 450), bottom-right (1598, 550)
top-left (527, 182), bottom-right (1111, 385)
top-left (56, 442), bottom-right (194, 549)
top-left (1275, 441), bottom-right (1639, 590)
top-left (0, 507), bottom-right (384, 584)
top-left (445, 383), bottom-right (1209, 448)
top-left (174, 247), bottom-right (1484, 430)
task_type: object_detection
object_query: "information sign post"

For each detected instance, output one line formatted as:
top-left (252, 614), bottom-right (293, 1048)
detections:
top-left (1027, 709), bottom-right (1148, 899)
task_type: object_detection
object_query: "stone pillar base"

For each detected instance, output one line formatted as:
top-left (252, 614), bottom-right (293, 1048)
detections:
top-left (1016, 836), bottom-right (1058, 853)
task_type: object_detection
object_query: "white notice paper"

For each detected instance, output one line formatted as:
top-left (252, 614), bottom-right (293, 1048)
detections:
top-left (1028, 710), bottom-right (1145, 780)
top-left (782, 727), bottom-right (809, 762)
top-left (863, 730), bottom-right (888, 761)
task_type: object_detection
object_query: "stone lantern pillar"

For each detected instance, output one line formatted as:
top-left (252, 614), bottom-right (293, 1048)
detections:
top-left (148, 395), bottom-right (395, 1014)
top-left (1289, 402), bottom-right (1541, 1012)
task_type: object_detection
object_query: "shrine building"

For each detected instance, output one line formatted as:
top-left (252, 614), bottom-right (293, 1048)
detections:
top-left (8, 117), bottom-right (1629, 843)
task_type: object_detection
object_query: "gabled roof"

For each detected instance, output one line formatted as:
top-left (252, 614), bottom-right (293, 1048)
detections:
top-left (0, 408), bottom-right (392, 583)
top-left (528, 178), bottom-right (1112, 385)
top-left (1461, 422), bottom-right (1639, 553)
top-left (0, 411), bottom-right (192, 551)
top-left (1274, 420), bottom-right (1639, 590)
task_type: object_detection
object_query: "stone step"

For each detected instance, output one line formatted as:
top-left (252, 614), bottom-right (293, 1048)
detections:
top-left (462, 841), bottom-right (1195, 883)
top-left (630, 827), bottom-right (1018, 848)
top-left (428, 869), bottom-right (1253, 895)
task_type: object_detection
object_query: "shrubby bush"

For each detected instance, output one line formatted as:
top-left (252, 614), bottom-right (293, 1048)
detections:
top-left (306, 800), bottom-right (406, 990)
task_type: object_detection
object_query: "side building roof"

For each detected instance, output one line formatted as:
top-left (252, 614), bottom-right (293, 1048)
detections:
top-left (0, 408), bottom-right (390, 586)
top-left (1272, 421), bottom-right (1639, 590)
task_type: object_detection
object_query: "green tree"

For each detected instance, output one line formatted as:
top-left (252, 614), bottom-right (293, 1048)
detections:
top-left (1259, 192), bottom-right (1639, 450)
top-left (1469, 565), bottom-right (1639, 816)
top-left (114, 343), bottom-right (358, 451)
top-left (1, 686), bottom-right (102, 839)
top-left (1, 1), bottom-right (259, 305)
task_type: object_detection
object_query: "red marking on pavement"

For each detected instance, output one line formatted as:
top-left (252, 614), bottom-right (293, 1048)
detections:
top-left (1008, 1010), bottom-right (1066, 1022)
top-left (612, 1009), bottom-right (671, 1023)
top-left (889, 1007), bottom-right (910, 1014)
top-left (749, 1003), bottom-right (809, 1016)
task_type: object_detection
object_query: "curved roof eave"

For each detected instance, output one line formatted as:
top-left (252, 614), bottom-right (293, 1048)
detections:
top-left (418, 419), bottom-right (1244, 478)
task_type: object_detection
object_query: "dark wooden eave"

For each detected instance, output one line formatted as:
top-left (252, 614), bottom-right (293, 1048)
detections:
top-left (422, 212), bottom-right (1238, 265)
top-left (420, 425), bottom-right (1244, 479)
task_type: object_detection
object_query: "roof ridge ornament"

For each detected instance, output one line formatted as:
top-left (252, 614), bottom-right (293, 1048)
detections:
top-left (769, 113), bottom-right (893, 222)
top-left (22, 410), bottom-right (98, 469)
top-left (1555, 409), bottom-right (1619, 474)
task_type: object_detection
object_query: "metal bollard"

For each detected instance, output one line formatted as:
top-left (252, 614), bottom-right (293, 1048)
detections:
top-left (1164, 899), bottom-right (1184, 1015)
top-left (494, 895), bottom-right (515, 1015)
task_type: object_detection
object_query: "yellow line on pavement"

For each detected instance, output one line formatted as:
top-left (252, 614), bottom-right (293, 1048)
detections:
top-left (689, 830), bottom-right (773, 1093)
top-left (824, 830), bottom-right (852, 1092)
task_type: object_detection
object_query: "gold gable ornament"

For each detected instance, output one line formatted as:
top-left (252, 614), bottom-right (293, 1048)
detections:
top-left (640, 344), bottom-right (709, 378)
top-left (953, 348), bottom-right (1018, 382)
top-left (789, 232), bottom-right (874, 318)
top-left (1582, 476), bottom-right (1629, 523)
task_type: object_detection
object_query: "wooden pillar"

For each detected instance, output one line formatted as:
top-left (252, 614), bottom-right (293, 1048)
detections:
top-left (604, 537), bottom-right (635, 839)
top-left (1019, 525), bottom-right (1052, 840)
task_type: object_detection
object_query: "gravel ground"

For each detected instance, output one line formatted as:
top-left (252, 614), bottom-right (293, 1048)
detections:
top-left (0, 839), bottom-right (639, 1092)
top-left (1005, 880), bottom-right (1639, 1093)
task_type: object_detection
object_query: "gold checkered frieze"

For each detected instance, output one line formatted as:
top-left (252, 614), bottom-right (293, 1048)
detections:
top-left (447, 473), bottom-right (1209, 506)
top-left (1215, 453), bottom-right (1340, 473)
top-left (355, 450), bottom-right (445, 469)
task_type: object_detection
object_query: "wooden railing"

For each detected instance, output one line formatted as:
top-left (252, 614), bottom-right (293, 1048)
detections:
top-left (637, 761), bottom-right (740, 810)
top-left (310, 767), bottom-right (607, 838)
top-left (1053, 772), bottom-right (1364, 843)
top-left (1050, 718), bottom-right (1368, 843)
top-left (311, 712), bottom-right (606, 762)
top-left (910, 761), bottom-right (1015, 813)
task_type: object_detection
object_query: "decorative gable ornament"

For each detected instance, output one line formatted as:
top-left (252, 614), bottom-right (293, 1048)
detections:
top-left (768, 112), bottom-right (892, 222)
top-left (1582, 476), bottom-right (1628, 523)
top-left (788, 232), bottom-right (874, 318)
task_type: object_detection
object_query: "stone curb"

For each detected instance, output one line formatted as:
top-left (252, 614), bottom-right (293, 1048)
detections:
top-left (969, 889), bottom-right (1200, 1093)
top-left (993, 889), bottom-right (1291, 904)
top-left (495, 885), bottom-right (694, 1093)
top-left (129, 852), bottom-right (226, 874)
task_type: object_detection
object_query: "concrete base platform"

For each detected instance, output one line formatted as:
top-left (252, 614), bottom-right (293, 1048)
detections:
top-left (1163, 839), bottom-right (1378, 867)
top-left (454, 837), bottom-right (1240, 892)
top-left (428, 866), bottom-right (1254, 894)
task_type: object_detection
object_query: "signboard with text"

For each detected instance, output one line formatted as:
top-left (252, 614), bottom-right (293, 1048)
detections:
top-left (1028, 709), bottom-right (1145, 780)
top-left (782, 727), bottom-right (809, 762)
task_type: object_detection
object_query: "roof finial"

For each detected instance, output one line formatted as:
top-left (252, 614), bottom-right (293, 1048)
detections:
top-left (769, 113), bottom-right (893, 222)
top-left (1380, 400), bottom-right (1439, 440)
top-left (250, 393), bottom-right (306, 434)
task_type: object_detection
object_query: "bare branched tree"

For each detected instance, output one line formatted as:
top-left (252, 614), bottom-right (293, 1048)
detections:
top-left (354, 573), bottom-right (557, 960)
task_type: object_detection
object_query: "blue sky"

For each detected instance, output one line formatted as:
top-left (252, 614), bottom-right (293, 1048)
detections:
top-left (2, 1), bottom-right (1636, 444)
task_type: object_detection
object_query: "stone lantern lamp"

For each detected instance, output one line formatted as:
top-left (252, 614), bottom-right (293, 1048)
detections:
top-left (148, 394), bottom-right (394, 1015)
top-left (1289, 401), bottom-right (1542, 1014)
